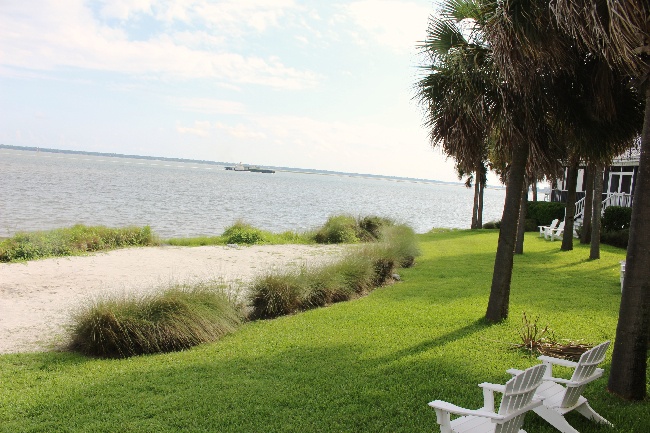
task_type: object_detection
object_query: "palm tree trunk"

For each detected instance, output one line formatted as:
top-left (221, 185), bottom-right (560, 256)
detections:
top-left (580, 164), bottom-right (594, 244)
top-left (486, 142), bottom-right (529, 323)
top-left (608, 85), bottom-right (650, 400)
top-left (515, 180), bottom-right (528, 254)
top-left (478, 174), bottom-right (484, 228)
top-left (531, 175), bottom-right (538, 201)
top-left (472, 173), bottom-right (480, 229)
top-left (561, 160), bottom-right (578, 251)
top-left (590, 165), bottom-right (603, 260)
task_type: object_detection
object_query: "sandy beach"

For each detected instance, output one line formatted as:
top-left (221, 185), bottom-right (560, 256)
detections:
top-left (0, 244), bottom-right (347, 354)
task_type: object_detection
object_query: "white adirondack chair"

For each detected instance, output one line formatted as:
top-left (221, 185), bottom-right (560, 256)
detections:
top-left (428, 364), bottom-right (546, 433)
top-left (506, 341), bottom-right (612, 433)
top-left (548, 221), bottom-right (565, 241)
top-left (539, 219), bottom-right (559, 238)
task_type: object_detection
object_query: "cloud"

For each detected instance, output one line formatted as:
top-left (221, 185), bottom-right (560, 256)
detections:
top-left (176, 120), bottom-right (212, 137)
top-left (175, 98), bottom-right (246, 114)
top-left (340, 0), bottom-right (431, 52)
top-left (214, 122), bottom-right (266, 139)
top-left (0, 0), bottom-right (319, 89)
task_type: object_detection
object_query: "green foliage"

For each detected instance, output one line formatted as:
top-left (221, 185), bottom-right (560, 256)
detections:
top-left (482, 220), bottom-right (501, 229)
top-left (526, 201), bottom-right (566, 226)
top-left (524, 218), bottom-right (538, 232)
top-left (0, 225), bottom-right (158, 262)
top-left (601, 229), bottom-right (629, 249)
top-left (68, 284), bottom-right (243, 358)
top-left (312, 214), bottom-right (395, 244)
top-left (249, 224), bottom-right (418, 319)
top-left (2, 231), bottom-right (646, 432)
top-left (313, 215), bottom-right (360, 244)
top-left (602, 206), bottom-right (632, 232)
top-left (357, 215), bottom-right (395, 241)
top-left (222, 221), bottom-right (269, 245)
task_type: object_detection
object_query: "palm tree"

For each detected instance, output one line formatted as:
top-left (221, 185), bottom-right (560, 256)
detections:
top-left (417, 0), bottom-right (563, 323)
top-left (549, 0), bottom-right (650, 401)
top-left (415, 0), bottom-right (497, 232)
top-left (485, 0), bottom-right (648, 400)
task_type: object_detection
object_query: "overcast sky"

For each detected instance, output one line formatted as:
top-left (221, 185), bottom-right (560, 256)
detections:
top-left (0, 0), bottom-right (481, 183)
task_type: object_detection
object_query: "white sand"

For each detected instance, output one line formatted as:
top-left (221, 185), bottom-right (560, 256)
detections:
top-left (0, 244), bottom-right (347, 354)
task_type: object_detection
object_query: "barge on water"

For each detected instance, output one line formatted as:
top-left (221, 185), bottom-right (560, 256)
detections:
top-left (225, 163), bottom-right (275, 173)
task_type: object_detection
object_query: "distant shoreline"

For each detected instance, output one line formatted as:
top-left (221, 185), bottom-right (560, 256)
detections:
top-left (1, 143), bottom-right (487, 188)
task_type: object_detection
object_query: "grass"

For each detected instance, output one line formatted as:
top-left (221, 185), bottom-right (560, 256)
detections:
top-left (0, 225), bottom-right (158, 262)
top-left (68, 284), bottom-right (245, 358)
top-left (248, 226), bottom-right (417, 320)
top-left (0, 230), bottom-right (647, 432)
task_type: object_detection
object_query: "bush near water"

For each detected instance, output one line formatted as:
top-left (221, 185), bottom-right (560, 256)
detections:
top-left (69, 285), bottom-right (244, 358)
top-left (0, 224), bottom-right (158, 262)
top-left (250, 222), bottom-right (419, 319)
top-left (65, 216), bottom-right (419, 357)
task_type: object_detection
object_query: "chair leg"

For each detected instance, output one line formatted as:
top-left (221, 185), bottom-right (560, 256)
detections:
top-left (575, 402), bottom-right (613, 427)
top-left (533, 406), bottom-right (581, 433)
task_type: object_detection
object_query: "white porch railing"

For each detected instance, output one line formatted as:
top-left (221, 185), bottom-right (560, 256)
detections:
top-left (573, 193), bottom-right (633, 221)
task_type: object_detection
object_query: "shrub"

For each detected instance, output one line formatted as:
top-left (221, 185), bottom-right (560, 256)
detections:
top-left (601, 229), bottom-right (629, 249)
top-left (248, 273), bottom-right (308, 319)
top-left (527, 201), bottom-right (566, 226)
top-left (482, 220), bottom-right (500, 229)
top-left (357, 215), bottom-right (394, 241)
top-left (68, 284), bottom-right (243, 358)
top-left (313, 215), bottom-right (359, 244)
top-left (223, 221), bottom-right (268, 245)
top-left (0, 225), bottom-right (158, 262)
top-left (602, 206), bottom-right (632, 233)
top-left (524, 218), bottom-right (538, 232)
top-left (249, 223), bottom-right (420, 319)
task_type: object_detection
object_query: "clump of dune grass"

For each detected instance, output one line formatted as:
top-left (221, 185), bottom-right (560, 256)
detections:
top-left (68, 284), bottom-right (244, 358)
top-left (249, 224), bottom-right (419, 319)
top-left (312, 214), bottom-right (395, 244)
top-left (222, 221), bottom-right (270, 245)
top-left (0, 225), bottom-right (158, 262)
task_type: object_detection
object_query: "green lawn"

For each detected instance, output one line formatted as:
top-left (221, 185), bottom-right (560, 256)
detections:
top-left (1, 230), bottom-right (647, 432)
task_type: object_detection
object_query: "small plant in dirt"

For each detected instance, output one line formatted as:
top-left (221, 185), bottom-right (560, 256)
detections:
top-left (513, 312), bottom-right (593, 361)
top-left (68, 284), bottom-right (243, 358)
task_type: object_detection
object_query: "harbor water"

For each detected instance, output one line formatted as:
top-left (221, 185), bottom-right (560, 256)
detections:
top-left (0, 149), bottom-right (506, 238)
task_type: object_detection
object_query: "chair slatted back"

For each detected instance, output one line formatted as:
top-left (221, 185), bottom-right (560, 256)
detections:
top-left (561, 341), bottom-right (610, 408)
top-left (495, 364), bottom-right (546, 433)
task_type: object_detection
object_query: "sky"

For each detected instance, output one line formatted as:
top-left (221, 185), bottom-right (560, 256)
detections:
top-left (0, 0), bottom-right (482, 183)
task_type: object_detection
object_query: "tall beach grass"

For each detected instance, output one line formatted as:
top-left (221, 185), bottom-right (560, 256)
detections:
top-left (0, 224), bottom-right (158, 262)
top-left (68, 284), bottom-right (244, 358)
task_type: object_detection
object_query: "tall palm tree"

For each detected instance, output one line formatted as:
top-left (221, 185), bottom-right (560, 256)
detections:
top-left (485, 0), bottom-right (648, 400)
top-left (550, 0), bottom-right (650, 401)
top-left (417, 0), bottom-right (562, 323)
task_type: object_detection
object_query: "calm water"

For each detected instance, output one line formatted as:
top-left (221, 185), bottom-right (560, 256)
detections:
top-left (0, 150), bottom-right (505, 238)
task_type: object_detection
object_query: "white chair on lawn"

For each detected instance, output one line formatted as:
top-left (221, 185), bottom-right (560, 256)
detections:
top-left (428, 364), bottom-right (546, 433)
top-left (506, 341), bottom-right (612, 433)
top-left (539, 219), bottom-right (559, 238)
top-left (548, 221), bottom-right (565, 241)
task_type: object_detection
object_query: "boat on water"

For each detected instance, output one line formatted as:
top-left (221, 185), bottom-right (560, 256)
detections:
top-left (225, 163), bottom-right (275, 173)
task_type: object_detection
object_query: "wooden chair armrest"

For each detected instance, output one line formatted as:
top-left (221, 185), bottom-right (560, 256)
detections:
top-left (478, 382), bottom-right (506, 393)
top-left (537, 355), bottom-right (578, 368)
top-left (428, 400), bottom-right (501, 419)
top-left (428, 398), bottom-right (543, 423)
